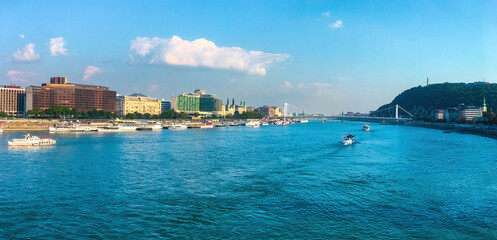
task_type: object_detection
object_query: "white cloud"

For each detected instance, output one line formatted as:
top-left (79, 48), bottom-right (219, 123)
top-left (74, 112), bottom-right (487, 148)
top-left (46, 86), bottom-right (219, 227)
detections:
top-left (6, 70), bottom-right (37, 83)
top-left (330, 20), bottom-right (343, 29)
top-left (12, 43), bottom-right (40, 62)
top-left (49, 37), bottom-right (67, 56)
top-left (19, 34), bottom-right (25, 39)
top-left (83, 66), bottom-right (102, 80)
top-left (129, 35), bottom-right (289, 75)
top-left (283, 81), bottom-right (293, 88)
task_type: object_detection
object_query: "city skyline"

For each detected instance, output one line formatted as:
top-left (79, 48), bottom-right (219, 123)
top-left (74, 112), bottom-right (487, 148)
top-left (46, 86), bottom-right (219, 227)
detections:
top-left (2, 0), bottom-right (497, 114)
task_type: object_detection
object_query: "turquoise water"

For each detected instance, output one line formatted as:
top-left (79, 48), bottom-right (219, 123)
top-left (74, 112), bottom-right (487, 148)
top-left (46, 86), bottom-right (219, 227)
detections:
top-left (1, 121), bottom-right (496, 239)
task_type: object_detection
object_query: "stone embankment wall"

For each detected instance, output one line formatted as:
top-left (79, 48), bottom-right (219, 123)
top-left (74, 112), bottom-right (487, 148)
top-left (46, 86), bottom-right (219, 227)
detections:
top-left (406, 121), bottom-right (497, 140)
top-left (0, 120), bottom-right (52, 131)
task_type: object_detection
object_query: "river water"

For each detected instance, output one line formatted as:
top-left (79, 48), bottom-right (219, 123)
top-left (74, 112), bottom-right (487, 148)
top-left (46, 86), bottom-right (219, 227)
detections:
top-left (1, 121), bottom-right (496, 239)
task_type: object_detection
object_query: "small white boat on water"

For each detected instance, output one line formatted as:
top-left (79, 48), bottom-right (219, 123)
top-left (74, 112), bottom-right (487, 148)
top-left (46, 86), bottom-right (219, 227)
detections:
top-left (363, 125), bottom-right (370, 131)
top-left (245, 121), bottom-right (260, 128)
top-left (342, 134), bottom-right (356, 145)
top-left (298, 119), bottom-right (309, 123)
top-left (167, 124), bottom-right (188, 130)
top-left (0, 129), bottom-right (3, 134)
top-left (8, 134), bottom-right (56, 146)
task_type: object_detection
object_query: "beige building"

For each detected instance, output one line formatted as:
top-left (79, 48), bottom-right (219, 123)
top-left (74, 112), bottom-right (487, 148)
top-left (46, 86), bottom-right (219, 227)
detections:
top-left (116, 93), bottom-right (161, 115)
top-left (0, 85), bottom-right (25, 116)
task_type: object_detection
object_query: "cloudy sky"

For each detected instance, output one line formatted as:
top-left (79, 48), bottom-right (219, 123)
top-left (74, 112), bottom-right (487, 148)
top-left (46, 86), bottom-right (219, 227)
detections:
top-left (1, 0), bottom-right (497, 114)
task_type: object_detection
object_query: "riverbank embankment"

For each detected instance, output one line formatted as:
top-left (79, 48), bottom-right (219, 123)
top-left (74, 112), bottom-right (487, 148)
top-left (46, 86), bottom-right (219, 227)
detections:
top-left (405, 121), bottom-right (497, 140)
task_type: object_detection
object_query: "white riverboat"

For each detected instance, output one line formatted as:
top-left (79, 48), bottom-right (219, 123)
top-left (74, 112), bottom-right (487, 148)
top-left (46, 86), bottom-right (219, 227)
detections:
top-left (245, 121), bottom-right (260, 128)
top-left (8, 134), bottom-right (56, 146)
top-left (97, 124), bottom-right (137, 132)
top-left (342, 134), bottom-right (356, 145)
top-left (363, 125), bottom-right (370, 132)
top-left (137, 124), bottom-right (163, 131)
top-left (49, 124), bottom-right (98, 133)
top-left (167, 124), bottom-right (188, 130)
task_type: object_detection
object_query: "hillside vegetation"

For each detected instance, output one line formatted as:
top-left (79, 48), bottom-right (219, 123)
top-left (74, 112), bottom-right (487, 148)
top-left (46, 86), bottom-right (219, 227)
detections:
top-left (376, 82), bottom-right (497, 116)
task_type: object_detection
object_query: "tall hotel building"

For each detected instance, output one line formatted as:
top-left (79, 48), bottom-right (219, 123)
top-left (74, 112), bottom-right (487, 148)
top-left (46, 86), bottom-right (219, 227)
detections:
top-left (171, 89), bottom-right (223, 115)
top-left (26, 77), bottom-right (116, 112)
top-left (0, 85), bottom-right (25, 116)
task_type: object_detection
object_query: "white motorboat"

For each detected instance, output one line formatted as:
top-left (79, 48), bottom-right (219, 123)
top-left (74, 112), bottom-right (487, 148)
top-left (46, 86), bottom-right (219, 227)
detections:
top-left (363, 125), bottom-right (370, 131)
top-left (342, 134), bottom-right (356, 145)
top-left (299, 119), bottom-right (309, 123)
top-left (8, 134), bottom-right (56, 146)
top-left (245, 121), bottom-right (260, 128)
top-left (168, 124), bottom-right (188, 130)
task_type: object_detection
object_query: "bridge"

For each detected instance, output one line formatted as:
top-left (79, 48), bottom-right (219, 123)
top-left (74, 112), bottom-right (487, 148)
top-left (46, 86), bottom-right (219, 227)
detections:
top-left (282, 102), bottom-right (414, 124)
top-left (333, 104), bottom-right (414, 124)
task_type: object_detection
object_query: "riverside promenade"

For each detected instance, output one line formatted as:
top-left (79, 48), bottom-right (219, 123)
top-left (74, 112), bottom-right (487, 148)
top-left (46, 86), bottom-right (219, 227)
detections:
top-left (406, 121), bottom-right (497, 140)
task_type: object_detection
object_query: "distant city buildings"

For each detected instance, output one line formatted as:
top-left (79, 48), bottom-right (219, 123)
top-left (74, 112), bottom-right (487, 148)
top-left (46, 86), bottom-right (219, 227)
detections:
top-left (0, 85), bottom-right (25, 116)
top-left (171, 89), bottom-right (224, 116)
top-left (26, 77), bottom-right (116, 113)
top-left (116, 93), bottom-right (161, 115)
top-left (160, 99), bottom-right (171, 112)
top-left (256, 105), bottom-right (283, 118)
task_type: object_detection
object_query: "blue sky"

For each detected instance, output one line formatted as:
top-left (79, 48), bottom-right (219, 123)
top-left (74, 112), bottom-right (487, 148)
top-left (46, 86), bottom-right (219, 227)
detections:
top-left (1, 0), bottom-right (496, 114)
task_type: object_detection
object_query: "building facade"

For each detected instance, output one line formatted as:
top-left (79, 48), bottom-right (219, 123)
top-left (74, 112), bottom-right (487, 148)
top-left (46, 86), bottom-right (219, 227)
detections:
top-left (0, 85), bottom-right (25, 116)
top-left (26, 77), bottom-right (116, 112)
top-left (161, 99), bottom-right (171, 112)
top-left (171, 89), bottom-right (223, 115)
top-left (116, 94), bottom-right (161, 115)
top-left (460, 106), bottom-right (482, 121)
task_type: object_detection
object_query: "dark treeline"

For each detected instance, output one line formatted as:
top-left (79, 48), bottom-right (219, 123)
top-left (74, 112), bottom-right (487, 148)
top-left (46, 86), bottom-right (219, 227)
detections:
top-left (24, 106), bottom-right (264, 120)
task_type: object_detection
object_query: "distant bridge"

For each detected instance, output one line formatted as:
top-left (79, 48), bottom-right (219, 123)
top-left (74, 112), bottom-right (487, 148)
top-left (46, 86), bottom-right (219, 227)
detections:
top-left (333, 104), bottom-right (414, 123)
top-left (281, 102), bottom-right (414, 123)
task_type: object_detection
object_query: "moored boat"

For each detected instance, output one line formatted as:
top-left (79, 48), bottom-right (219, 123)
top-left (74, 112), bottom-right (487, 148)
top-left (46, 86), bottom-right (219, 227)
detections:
top-left (200, 122), bottom-right (214, 129)
top-left (137, 124), bottom-right (162, 131)
top-left (8, 134), bottom-right (56, 146)
top-left (363, 125), bottom-right (370, 131)
top-left (167, 124), bottom-right (188, 130)
top-left (342, 134), bottom-right (356, 145)
top-left (245, 121), bottom-right (260, 128)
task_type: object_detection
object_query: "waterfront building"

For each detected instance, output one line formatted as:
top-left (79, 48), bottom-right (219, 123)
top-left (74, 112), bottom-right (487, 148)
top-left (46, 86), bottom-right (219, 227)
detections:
top-left (431, 109), bottom-right (445, 121)
top-left (257, 106), bottom-right (276, 117)
top-left (161, 99), bottom-right (171, 112)
top-left (444, 107), bottom-right (460, 123)
top-left (460, 106), bottom-right (482, 121)
top-left (171, 89), bottom-right (224, 116)
top-left (0, 85), bottom-right (25, 116)
top-left (116, 93), bottom-right (161, 115)
top-left (26, 77), bottom-right (116, 112)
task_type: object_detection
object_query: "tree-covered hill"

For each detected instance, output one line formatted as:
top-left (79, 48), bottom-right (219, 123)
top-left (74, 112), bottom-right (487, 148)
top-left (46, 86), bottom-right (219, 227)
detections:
top-left (376, 82), bottom-right (497, 116)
